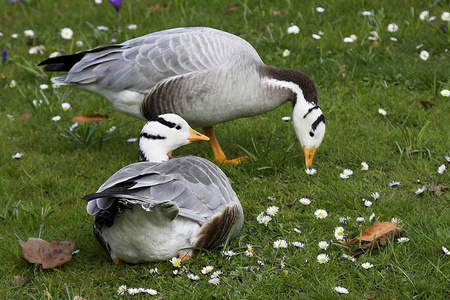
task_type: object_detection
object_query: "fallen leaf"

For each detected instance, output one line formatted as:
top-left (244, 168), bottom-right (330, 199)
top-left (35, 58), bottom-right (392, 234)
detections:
top-left (20, 113), bottom-right (31, 119)
top-left (223, 3), bottom-right (239, 13)
top-left (19, 236), bottom-right (77, 269)
top-left (351, 228), bottom-right (404, 257)
top-left (72, 114), bottom-right (108, 123)
top-left (272, 9), bottom-right (283, 16)
top-left (343, 222), bottom-right (398, 245)
top-left (428, 182), bottom-right (448, 195)
top-left (12, 275), bottom-right (30, 286)
top-left (420, 100), bottom-right (435, 109)
top-left (148, 4), bottom-right (167, 12)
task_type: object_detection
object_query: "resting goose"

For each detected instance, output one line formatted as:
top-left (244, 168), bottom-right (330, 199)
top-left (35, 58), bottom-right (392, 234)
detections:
top-left (39, 27), bottom-right (325, 167)
top-left (83, 114), bottom-right (244, 263)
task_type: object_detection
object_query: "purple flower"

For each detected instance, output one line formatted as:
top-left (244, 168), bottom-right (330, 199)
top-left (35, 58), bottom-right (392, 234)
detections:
top-left (2, 49), bottom-right (6, 62)
top-left (108, 0), bottom-right (122, 12)
top-left (441, 23), bottom-right (447, 33)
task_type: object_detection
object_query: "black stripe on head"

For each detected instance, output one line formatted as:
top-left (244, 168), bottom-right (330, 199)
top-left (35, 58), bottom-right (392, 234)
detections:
top-left (151, 116), bottom-right (177, 129)
top-left (140, 132), bottom-right (166, 140)
top-left (311, 114), bottom-right (325, 131)
top-left (303, 105), bottom-right (321, 119)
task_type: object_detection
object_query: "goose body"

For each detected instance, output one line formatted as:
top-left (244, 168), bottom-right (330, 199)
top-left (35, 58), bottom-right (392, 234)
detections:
top-left (40, 27), bottom-right (325, 166)
top-left (84, 114), bottom-right (243, 263)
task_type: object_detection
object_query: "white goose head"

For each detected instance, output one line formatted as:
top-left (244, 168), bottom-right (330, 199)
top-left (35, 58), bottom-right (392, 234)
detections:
top-left (138, 114), bottom-right (210, 163)
top-left (261, 67), bottom-right (326, 167)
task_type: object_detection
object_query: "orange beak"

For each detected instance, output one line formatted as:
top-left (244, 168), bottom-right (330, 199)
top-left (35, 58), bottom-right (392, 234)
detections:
top-left (303, 146), bottom-right (316, 168)
top-left (188, 128), bottom-right (210, 142)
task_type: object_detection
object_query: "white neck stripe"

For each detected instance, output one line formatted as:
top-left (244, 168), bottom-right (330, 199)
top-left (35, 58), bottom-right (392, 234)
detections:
top-left (262, 77), bottom-right (305, 103)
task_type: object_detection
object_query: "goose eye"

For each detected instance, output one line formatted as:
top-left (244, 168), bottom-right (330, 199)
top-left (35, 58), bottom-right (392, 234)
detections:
top-left (175, 125), bottom-right (182, 130)
top-left (309, 131), bottom-right (315, 137)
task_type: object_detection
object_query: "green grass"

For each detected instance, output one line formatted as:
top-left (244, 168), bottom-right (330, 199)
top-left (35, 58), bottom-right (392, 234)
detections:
top-left (1, 0), bottom-right (450, 299)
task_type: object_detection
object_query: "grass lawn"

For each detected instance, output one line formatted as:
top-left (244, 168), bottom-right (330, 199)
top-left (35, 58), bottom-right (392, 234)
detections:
top-left (1, 0), bottom-right (449, 299)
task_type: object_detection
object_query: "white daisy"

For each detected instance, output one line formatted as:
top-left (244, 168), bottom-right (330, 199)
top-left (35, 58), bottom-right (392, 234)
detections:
top-left (208, 277), bottom-right (220, 285)
top-left (356, 217), bottom-right (365, 223)
top-left (343, 37), bottom-right (354, 43)
top-left (371, 192), bottom-right (380, 200)
top-left (169, 257), bottom-right (182, 267)
top-left (305, 168), bottom-right (317, 175)
top-left (334, 226), bottom-right (345, 240)
top-left (361, 11), bottom-right (372, 16)
top-left (388, 181), bottom-right (401, 187)
top-left (128, 24), bottom-right (137, 30)
top-left (117, 285), bottom-right (127, 295)
top-left (127, 138), bottom-right (138, 143)
top-left (10, 80), bottom-right (17, 88)
top-left (292, 241), bottom-right (305, 248)
top-left (52, 116), bottom-right (61, 122)
top-left (419, 11), bottom-right (429, 21)
top-left (314, 209), bottom-right (327, 219)
top-left (145, 289), bottom-right (158, 295)
top-left (442, 12), bottom-right (450, 21)
top-left (12, 33), bottom-right (18, 39)
top-left (201, 266), bottom-right (214, 274)
top-left (76, 40), bottom-right (84, 47)
top-left (391, 217), bottom-right (402, 223)
top-left (342, 254), bottom-right (356, 262)
top-left (261, 215), bottom-right (272, 226)
top-left (339, 216), bottom-right (350, 224)
top-left (294, 227), bottom-right (301, 233)
top-left (350, 34), bottom-right (357, 41)
top-left (97, 25), bottom-right (109, 31)
top-left (266, 206), bottom-right (279, 216)
top-left (299, 198), bottom-right (311, 205)
top-left (318, 241), bottom-right (329, 250)
top-left (420, 50), bottom-right (429, 61)
top-left (378, 108), bottom-right (387, 115)
top-left (333, 286), bottom-right (349, 294)
top-left (62, 103), bottom-right (71, 111)
top-left (415, 186), bottom-right (426, 195)
top-left (24, 30), bottom-right (34, 37)
top-left (364, 200), bottom-right (372, 207)
top-left (282, 49), bottom-right (290, 57)
top-left (281, 116), bottom-right (291, 122)
top-left (244, 244), bottom-right (253, 257)
top-left (361, 262), bottom-right (374, 269)
top-left (442, 246), bottom-right (450, 255)
top-left (60, 28), bottom-right (73, 40)
top-left (287, 25), bottom-right (300, 34)
top-left (438, 164), bottom-right (446, 174)
top-left (387, 23), bottom-right (398, 32)
top-left (440, 89), bottom-right (450, 97)
top-left (361, 162), bottom-right (369, 171)
top-left (149, 267), bottom-right (158, 275)
top-left (12, 152), bottom-right (24, 159)
top-left (369, 213), bottom-right (376, 222)
top-left (211, 270), bottom-right (222, 278)
top-left (397, 237), bottom-right (410, 244)
top-left (317, 253), bottom-right (329, 264)
top-left (312, 34), bottom-right (321, 40)
top-left (49, 51), bottom-right (60, 58)
top-left (316, 7), bottom-right (325, 13)
top-left (273, 239), bottom-right (288, 248)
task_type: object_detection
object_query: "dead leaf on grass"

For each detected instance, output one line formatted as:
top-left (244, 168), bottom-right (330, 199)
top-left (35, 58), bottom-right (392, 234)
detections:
top-left (420, 100), bottom-right (435, 109)
top-left (351, 228), bottom-right (404, 257)
top-left (72, 114), bottom-right (108, 123)
top-left (12, 275), bottom-right (30, 286)
top-left (342, 222), bottom-right (399, 245)
top-left (20, 113), bottom-right (31, 119)
top-left (272, 9), bottom-right (283, 16)
top-left (19, 236), bottom-right (77, 269)
top-left (428, 182), bottom-right (448, 195)
top-left (148, 4), bottom-right (167, 12)
top-left (223, 3), bottom-right (240, 13)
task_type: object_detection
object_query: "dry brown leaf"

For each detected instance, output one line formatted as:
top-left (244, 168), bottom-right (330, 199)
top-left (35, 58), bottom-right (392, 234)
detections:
top-left (420, 100), bottom-right (435, 109)
top-left (12, 275), bottom-right (30, 286)
top-left (428, 182), bottom-right (448, 195)
top-left (19, 237), bottom-right (77, 269)
top-left (272, 9), bottom-right (283, 16)
top-left (20, 113), bottom-right (31, 119)
top-left (72, 114), bottom-right (108, 123)
top-left (148, 4), bottom-right (167, 12)
top-left (223, 3), bottom-right (240, 13)
top-left (351, 228), bottom-right (404, 257)
top-left (343, 222), bottom-right (398, 245)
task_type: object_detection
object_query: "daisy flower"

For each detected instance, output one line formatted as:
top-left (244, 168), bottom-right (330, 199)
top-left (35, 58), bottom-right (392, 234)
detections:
top-left (201, 266), bottom-right (214, 274)
top-left (334, 227), bottom-right (345, 241)
top-left (442, 247), bottom-right (450, 255)
top-left (343, 37), bottom-right (354, 43)
top-left (415, 186), bottom-right (426, 195)
top-left (442, 12), bottom-right (450, 21)
top-left (12, 152), bottom-right (24, 159)
top-left (419, 11), bottom-right (429, 20)
top-left (292, 241), bottom-right (305, 248)
top-left (52, 116), bottom-right (61, 122)
top-left (117, 285), bottom-right (127, 295)
top-left (244, 244), bottom-right (253, 257)
top-left (24, 30), bottom-right (34, 37)
top-left (368, 31), bottom-right (379, 41)
top-left (49, 51), bottom-right (59, 58)
top-left (40, 84), bottom-right (49, 90)
top-left (266, 206), bottom-right (279, 216)
top-left (12, 33), bottom-right (18, 39)
top-left (305, 168), bottom-right (317, 175)
top-left (287, 25), bottom-right (300, 34)
top-left (62, 103), bottom-right (71, 111)
top-left (95, 0), bottom-right (102, 4)
top-left (441, 89), bottom-right (450, 97)
top-left (364, 200), bottom-right (372, 207)
top-left (261, 215), bottom-right (272, 226)
top-left (312, 34), bottom-right (321, 40)
top-left (266, 196), bottom-right (276, 201)
top-left (369, 213), bottom-right (376, 222)
top-left (397, 237), bottom-right (410, 244)
top-left (420, 50), bottom-right (429, 61)
top-left (314, 209), bottom-right (327, 219)
top-left (388, 181), bottom-right (401, 187)
top-left (340, 173), bottom-right (349, 179)
top-left (145, 289), bottom-right (158, 295)
top-left (211, 270), bottom-right (222, 278)
top-left (169, 257), bottom-right (182, 267)
top-left (362, 262), bottom-right (374, 269)
top-left (316, 7), bottom-right (325, 13)
top-left (273, 239), bottom-right (288, 248)
top-left (317, 253), bottom-right (330, 264)
top-left (350, 34), bottom-right (357, 41)
top-left (69, 122), bottom-right (79, 131)
top-left (208, 277), bottom-right (220, 285)
top-left (391, 217), bottom-right (402, 223)
top-left (371, 192), bottom-right (380, 200)
top-left (281, 116), bottom-right (291, 122)
top-left (339, 216), bottom-right (350, 224)
top-left (76, 40), bottom-right (84, 47)
top-left (222, 250), bottom-right (236, 258)
top-left (342, 254), bottom-right (356, 262)
top-left (294, 227), bottom-right (301, 233)
top-left (356, 217), bottom-right (365, 223)
top-left (282, 49), bottom-right (290, 57)
top-left (333, 286), bottom-right (349, 294)
top-left (387, 23), bottom-right (398, 32)
top-left (60, 28), bottom-right (73, 40)
top-left (7, 114), bottom-right (14, 121)
top-left (361, 162), bottom-right (369, 171)
top-left (378, 108), bottom-right (387, 115)
top-left (149, 267), bottom-right (158, 275)
top-left (128, 24), bottom-right (137, 30)
top-left (127, 137), bottom-right (137, 143)
top-left (343, 169), bottom-right (353, 176)
top-left (361, 11), bottom-right (372, 16)
top-left (299, 198), bottom-right (311, 205)
top-left (318, 241), bottom-right (329, 250)
top-left (438, 164), bottom-right (446, 174)
top-left (97, 25), bottom-right (109, 31)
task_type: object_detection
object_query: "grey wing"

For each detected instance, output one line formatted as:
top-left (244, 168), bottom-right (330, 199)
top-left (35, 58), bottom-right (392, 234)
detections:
top-left (59, 27), bottom-right (261, 93)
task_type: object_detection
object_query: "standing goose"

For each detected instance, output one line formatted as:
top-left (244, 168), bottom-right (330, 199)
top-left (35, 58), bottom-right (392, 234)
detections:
top-left (39, 27), bottom-right (325, 167)
top-left (84, 114), bottom-right (244, 263)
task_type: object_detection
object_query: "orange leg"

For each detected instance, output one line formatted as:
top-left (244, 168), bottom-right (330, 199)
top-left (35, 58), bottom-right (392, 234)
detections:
top-left (203, 126), bottom-right (247, 165)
